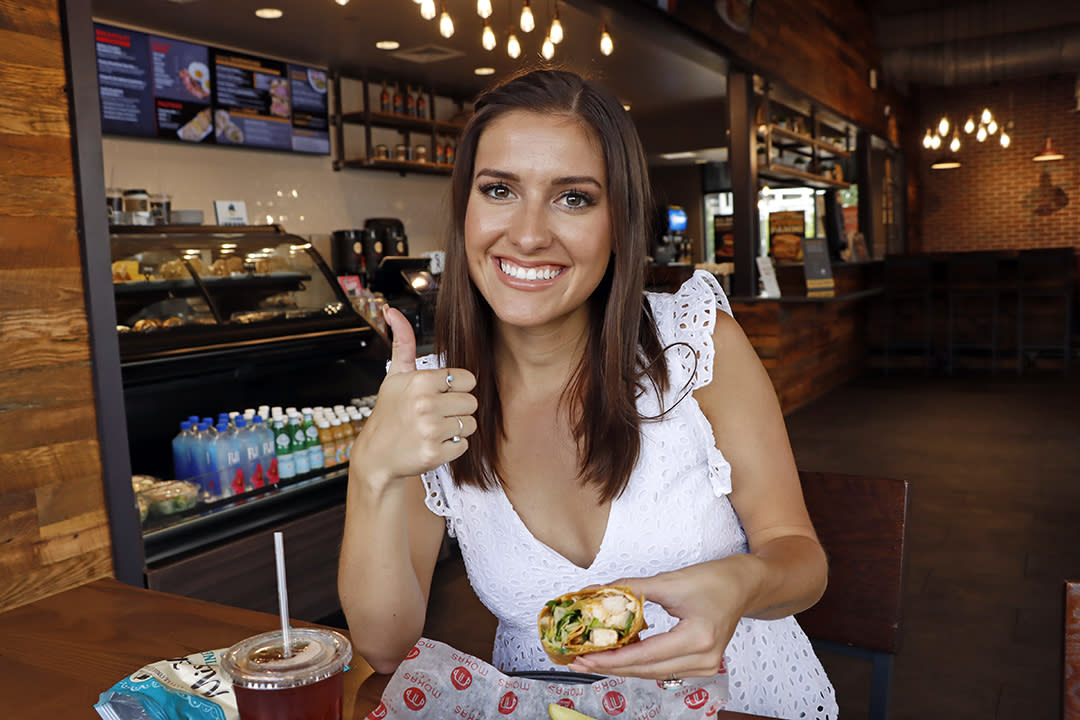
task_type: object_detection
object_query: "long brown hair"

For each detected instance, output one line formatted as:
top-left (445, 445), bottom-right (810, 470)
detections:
top-left (434, 68), bottom-right (668, 502)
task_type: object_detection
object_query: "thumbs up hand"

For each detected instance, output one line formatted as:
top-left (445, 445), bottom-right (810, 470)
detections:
top-left (350, 305), bottom-right (477, 492)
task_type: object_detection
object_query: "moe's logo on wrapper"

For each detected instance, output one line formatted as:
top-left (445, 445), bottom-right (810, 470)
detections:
top-left (556, 698), bottom-right (575, 709)
top-left (684, 688), bottom-right (709, 710)
top-left (403, 687), bottom-right (426, 711)
top-left (368, 701), bottom-right (388, 719)
top-left (498, 691), bottom-right (518, 714)
top-left (602, 690), bottom-right (627, 715)
top-left (405, 646), bottom-right (421, 661)
top-left (451, 666), bottom-right (473, 690)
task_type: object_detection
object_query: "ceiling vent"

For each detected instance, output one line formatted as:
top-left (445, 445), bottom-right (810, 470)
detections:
top-left (391, 44), bottom-right (463, 64)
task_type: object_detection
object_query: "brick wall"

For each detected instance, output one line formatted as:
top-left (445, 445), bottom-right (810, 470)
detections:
top-left (916, 75), bottom-right (1080, 253)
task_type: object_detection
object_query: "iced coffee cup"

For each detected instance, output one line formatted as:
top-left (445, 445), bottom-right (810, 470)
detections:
top-left (221, 627), bottom-right (352, 720)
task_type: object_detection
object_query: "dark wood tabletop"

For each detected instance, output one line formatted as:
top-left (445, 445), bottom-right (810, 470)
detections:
top-left (0, 578), bottom-right (765, 718)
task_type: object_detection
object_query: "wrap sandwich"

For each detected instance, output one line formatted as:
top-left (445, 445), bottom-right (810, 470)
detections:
top-left (538, 586), bottom-right (647, 665)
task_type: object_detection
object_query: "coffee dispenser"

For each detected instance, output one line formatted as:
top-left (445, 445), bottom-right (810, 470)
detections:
top-left (330, 218), bottom-right (408, 286)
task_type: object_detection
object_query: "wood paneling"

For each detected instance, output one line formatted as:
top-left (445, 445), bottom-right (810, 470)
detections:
top-left (0, 0), bottom-right (112, 612)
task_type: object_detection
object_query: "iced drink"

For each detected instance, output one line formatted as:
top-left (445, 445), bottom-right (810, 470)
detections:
top-left (221, 627), bottom-right (352, 720)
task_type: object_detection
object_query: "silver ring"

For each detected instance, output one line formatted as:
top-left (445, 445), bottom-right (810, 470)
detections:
top-left (444, 372), bottom-right (454, 392)
top-left (660, 674), bottom-right (683, 690)
top-left (451, 416), bottom-right (463, 443)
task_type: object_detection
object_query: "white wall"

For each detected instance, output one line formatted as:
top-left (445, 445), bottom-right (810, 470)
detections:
top-left (103, 136), bottom-right (452, 268)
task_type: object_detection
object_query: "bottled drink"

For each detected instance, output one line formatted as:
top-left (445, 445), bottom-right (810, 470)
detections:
top-left (392, 83), bottom-right (403, 114)
top-left (288, 413), bottom-right (311, 475)
top-left (317, 419), bottom-right (337, 467)
top-left (416, 89), bottom-right (426, 119)
top-left (303, 410), bottom-right (324, 470)
top-left (235, 417), bottom-right (262, 492)
top-left (379, 80), bottom-right (390, 113)
top-left (252, 416), bottom-right (277, 486)
top-left (329, 417), bottom-right (348, 466)
top-left (213, 422), bottom-right (244, 497)
top-left (405, 85), bottom-right (416, 116)
top-left (172, 420), bottom-right (194, 481)
top-left (273, 416), bottom-right (296, 480)
top-left (192, 421), bottom-right (218, 498)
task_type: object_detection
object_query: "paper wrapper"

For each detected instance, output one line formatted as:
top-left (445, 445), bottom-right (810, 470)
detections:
top-left (365, 638), bottom-right (727, 719)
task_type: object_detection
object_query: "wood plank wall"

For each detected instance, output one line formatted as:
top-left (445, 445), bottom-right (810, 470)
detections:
top-left (0, 0), bottom-right (113, 612)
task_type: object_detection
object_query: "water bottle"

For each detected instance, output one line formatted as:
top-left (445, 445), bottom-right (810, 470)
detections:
top-left (217, 421), bottom-right (245, 497)
top-left (273, 416), bottom-right (296, 480)
top-left (252, 416), bottom-right (276, 486)
top-left (171, 420), bottom-right (194, 481)
top-left (192, 421), bottom-right (217, 499)
top-left (288, 412), bottom-right (311, 474)
top-left (303, 410), bottom-right (324, 470)
top-left (236, 417), bottom-right (262, 491)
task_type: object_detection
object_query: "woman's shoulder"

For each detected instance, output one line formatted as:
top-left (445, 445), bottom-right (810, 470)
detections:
top-left (646, 269), bottom-right (732, 344)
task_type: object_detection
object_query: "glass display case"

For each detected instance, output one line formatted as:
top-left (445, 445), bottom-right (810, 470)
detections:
top-left (110, 224), bottom-right (389, 567)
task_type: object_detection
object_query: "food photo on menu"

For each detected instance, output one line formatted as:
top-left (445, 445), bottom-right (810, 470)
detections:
top-left (149, 34), bottom-right (213, 143)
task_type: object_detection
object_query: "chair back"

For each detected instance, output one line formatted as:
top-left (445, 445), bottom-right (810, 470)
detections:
top-left (1018, 247), bottom-right (1075, 289)
top-left (1066, 580), bottom-right (1080, 720)
top-left (796, 471), bottom-right (910, 654)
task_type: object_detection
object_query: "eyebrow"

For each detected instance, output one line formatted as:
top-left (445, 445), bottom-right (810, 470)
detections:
top-left (474, 168), bottom-right (603, 189)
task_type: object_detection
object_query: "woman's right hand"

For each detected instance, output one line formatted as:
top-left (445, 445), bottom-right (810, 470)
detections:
top-left (350, 305), bottom-right (477, 492)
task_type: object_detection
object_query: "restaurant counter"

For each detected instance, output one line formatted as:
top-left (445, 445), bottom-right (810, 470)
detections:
top-left (0, 579), bottom-right (770, 719)
top-left (728, 261), bottom-right (882, 415)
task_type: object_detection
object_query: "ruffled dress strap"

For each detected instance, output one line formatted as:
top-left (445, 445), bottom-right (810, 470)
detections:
top-left (645, 270), bottom-right (734, 497)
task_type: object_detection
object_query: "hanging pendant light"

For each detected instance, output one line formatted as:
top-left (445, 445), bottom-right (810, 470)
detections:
top-left (964, 116), bottom-right (975, 134)
top-left (938, 116), bottom-right (949, 136)
top-left (981, 108), bottom-right (992, 124)
top-left (987, 118), bottom-right (998, 135)
top-left (507, 29), bottom-right (521, 58)
top-left (923, 129), bottom-right (933, 149)
top-left (599, 23), bottom-right (613, 56)
top-left (1000, 130), bottom-right (1011, 148)
top-left (976, 124), bottom-right (988, 142)
top-left (549, 2), bottom-right (563, 43)
top-left (438, 2), bottom-right (454, 37)
top-left (477, 0), bottom-right (493, 18)
top-left (931, 156), bottom-right (962, 170)
top-left (930, 134), bottom-right (942, 150)
top-left (420, 0), bottom-right (436, 20)
top-left (482, 18), bottom-right (496, 50)
top-left (520, 0), bottom-right (535, 32)
top-left (949, 132), bottom-right (961, 153)
top-left (541, 34), bottom-right (555, 59)
top-left (1033, 137), bottom-right (1064, 162)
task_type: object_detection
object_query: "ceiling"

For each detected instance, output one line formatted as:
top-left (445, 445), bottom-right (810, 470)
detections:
top-left (90, 0), bottom-right (730, 160)
top-left (868, 0), bottom-right (1080, 89)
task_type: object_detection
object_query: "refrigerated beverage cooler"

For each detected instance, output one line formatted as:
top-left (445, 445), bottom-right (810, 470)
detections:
top-left (109, 224), bottom-right (390, 622)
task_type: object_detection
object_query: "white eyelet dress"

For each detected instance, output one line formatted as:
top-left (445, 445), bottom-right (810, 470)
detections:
top-left (418, 271), bottom-right (838, 719)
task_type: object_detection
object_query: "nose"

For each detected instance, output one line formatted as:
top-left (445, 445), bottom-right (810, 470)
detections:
top-left (508, 198), bottom-right (552, 254)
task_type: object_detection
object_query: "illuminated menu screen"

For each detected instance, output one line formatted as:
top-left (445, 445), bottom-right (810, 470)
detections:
top-left (93, 23), bottom-right (329, 155)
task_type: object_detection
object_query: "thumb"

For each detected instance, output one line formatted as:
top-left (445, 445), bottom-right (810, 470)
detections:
top-left (383, 305), bottom-right (417, 374)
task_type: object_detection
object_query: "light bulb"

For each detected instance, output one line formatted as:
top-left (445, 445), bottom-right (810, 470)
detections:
top-left (976, 125), bottom-right (987, 142)
top-left (950, 134), bottom-right (960, 152)
top-left (923, 129), bottom-right (933, 149)
top-left (541, 35), bottom-right (554, 59)
top-left (599, 24), bottom-right (613, 56)
top-left (981, 108), bottom-right (992, 124)
top-left (439, 4), bottom-right (454, 37)
top-left (507, 31), bottom-right (521, 58)
top-left (482, 19), bottom-right (496, 50)
top-left (420, 0), bottom-right (436, 20)
top-left (938, 116), bottom-right (949, 136)
top-left (412, 0), bottom-right (422, 3)
top-left (1000, 131), bottom-right (1010, 148)
top-left (335, 0), bottom-right (349, 5)
top-left (550, 7), bottom-right (563, 43)
top-left (987, 119), bottom-right (998, 135)
top-left (476, 0), bottom-right (492, 18)
top-left (520, 0), bottom-right (534, 32)
top-left (964, 116), bottom-right (975, 134)
top-left (931, 134), bottom-right (941, 150)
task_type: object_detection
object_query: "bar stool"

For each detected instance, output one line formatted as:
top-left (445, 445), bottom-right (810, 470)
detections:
top-left (1016, 247), bottom-right (1074, 375)
top-left (946, 252), bottom-right (1003, 375)
top-left (882, 255), bottom-right (934, 374)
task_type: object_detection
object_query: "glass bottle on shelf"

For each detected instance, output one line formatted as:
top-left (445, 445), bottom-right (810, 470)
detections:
top-left (392, 83), bottom-right (403, 115)
top-left (435, 136), bottom-right (445, 165)
top-left (405, 85), bottom-right (416, 117)
top-left (416, 88), bottom-right (427, 120)
top-left (379, 80), bottom-right (390, 113)
top-left (445, 139), bottom-right (455, 165)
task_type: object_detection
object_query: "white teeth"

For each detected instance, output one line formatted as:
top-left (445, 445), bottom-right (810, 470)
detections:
top-left (499, 260), bottom-right (561, 281)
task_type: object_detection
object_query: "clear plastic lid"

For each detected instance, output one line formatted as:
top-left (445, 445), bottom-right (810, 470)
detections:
top-left (221, 628), bottom-right (352, 690)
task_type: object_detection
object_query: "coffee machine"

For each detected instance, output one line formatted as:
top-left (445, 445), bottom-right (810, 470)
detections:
top-left (330, 218), bottom-right (408, 287)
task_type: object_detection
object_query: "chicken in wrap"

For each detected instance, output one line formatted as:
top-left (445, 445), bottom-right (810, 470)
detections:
top-left (538, 586), bottom-right (647, 665)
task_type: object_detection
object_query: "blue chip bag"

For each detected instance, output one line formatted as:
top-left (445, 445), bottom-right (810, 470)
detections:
top-left (94, 649), bottom-right (238, 720)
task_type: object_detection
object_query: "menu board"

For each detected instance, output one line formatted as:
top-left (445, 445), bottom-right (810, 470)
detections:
top-left (93, 23), bottom-right (329, 155)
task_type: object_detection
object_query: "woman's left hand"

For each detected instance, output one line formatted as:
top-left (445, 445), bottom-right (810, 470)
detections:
top-left (566, 556), bottom-right (759, 680)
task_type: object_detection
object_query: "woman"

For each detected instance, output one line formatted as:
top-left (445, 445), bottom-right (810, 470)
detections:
top-left (339, 69), bottom-right (837, 719)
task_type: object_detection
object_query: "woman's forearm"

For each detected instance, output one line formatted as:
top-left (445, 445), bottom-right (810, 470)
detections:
top-left (729, 533), bottom-right (828, 620)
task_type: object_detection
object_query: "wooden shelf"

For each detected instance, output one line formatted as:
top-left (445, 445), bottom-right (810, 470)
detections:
top-left (760, 162), bottom-right (850, 190)
top-left (337, 158), bottom-right (454, 175)
top-left (340, 110), bottom-right (466, 135)
top-left (768, 124), bottom-right (849, 158)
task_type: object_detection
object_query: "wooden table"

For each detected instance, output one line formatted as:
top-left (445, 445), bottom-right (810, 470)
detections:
top-left (0, 578), bottom-right (766, 718)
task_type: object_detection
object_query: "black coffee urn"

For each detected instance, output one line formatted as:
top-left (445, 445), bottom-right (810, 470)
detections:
top-left (331, 218), bottom-right (408, 286)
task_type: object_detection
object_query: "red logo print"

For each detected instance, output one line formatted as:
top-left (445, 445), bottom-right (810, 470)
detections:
top-left (403, 687), bottom-right (426, 711)
top-left (368, 701), bottom-right (387, 719)
top-left (602, 691), bottom-right (626, 715)
top-left (405, 646), bottom-right (421, 661)
top-left (684, 688), bottom-right (709, 710)
top-left (451, 666), bottom-right (473, 690)
top-left (498, 691), bottom-right (518, 714)
top-left (556, 698), bottom-right (575, 709)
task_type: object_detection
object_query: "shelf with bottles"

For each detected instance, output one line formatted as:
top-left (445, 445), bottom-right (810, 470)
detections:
top-left (756, 82), bottom-right (852, 190)
top-left (331, 72), bottom-right (468, 174)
